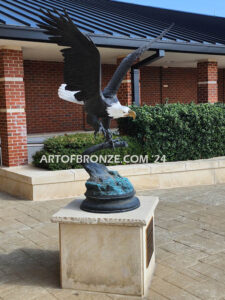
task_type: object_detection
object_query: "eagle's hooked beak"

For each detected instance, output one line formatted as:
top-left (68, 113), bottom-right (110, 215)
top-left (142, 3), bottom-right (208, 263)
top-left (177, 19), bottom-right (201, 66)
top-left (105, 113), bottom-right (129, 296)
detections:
top-left (126, 110), bottom-right (136, 120)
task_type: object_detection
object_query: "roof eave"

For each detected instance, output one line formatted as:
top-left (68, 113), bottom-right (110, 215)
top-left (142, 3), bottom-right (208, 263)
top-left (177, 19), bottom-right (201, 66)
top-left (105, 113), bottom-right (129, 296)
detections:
top-left (1, 25), bottom-right (225, 56)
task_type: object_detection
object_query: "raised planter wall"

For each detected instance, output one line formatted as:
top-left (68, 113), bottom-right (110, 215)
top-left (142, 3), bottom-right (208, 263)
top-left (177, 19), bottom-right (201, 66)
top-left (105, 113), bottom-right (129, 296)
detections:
top-left (0, 157), bottom-right (224, 200)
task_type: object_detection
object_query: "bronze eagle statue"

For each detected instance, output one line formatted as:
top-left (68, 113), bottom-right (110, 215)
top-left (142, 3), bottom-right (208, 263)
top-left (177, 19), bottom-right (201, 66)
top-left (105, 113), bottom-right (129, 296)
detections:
top-left (38, 10), bottom-right (172, 143)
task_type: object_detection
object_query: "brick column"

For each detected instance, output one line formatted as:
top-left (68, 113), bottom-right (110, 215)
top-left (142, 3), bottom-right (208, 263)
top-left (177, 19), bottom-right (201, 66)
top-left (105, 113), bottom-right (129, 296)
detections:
top-left (0, 47), bottom-right (28, 166)
top-left (117, 57), bottom-right (132, 106)
top-left (197, 61), bottom-right (218, 103)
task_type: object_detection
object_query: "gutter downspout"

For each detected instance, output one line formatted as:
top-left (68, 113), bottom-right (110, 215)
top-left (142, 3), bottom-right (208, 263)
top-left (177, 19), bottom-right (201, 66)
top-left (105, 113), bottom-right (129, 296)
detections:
top-left (131, 50), bottom-right (165, 106)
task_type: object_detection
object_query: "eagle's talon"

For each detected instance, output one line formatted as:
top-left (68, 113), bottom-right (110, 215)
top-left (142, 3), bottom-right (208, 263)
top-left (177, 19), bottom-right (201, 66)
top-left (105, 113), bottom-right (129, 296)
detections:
top-left (106, 129), bottom-right (113, 141)
top-left (110, 140), bottom-right (115, 150)
top-left (94, 123), bottom-right (107, 138)
top-left (101, 128), bottom-right (107, 138)
top-left (109, 138), bottom-right (119, 150)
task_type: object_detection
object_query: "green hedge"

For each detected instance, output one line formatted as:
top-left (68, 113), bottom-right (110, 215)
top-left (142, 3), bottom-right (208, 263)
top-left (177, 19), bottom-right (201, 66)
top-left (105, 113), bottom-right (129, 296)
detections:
top-left (33, 103), bottom-right (225, 170)
top-left (117, 102), bottom-right (225, 162)
top-left (32, 134), bottom-right (143, 170)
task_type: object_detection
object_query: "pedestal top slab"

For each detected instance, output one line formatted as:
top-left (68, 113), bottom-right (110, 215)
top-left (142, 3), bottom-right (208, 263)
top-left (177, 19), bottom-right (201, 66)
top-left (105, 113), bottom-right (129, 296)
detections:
top-left (52, 196), bottom-right (158, 227)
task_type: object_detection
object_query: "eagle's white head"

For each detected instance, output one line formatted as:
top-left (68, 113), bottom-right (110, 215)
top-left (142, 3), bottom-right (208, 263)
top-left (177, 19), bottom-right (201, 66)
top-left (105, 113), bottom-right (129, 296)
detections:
top-left (106, 102), bottom-right (136, 120)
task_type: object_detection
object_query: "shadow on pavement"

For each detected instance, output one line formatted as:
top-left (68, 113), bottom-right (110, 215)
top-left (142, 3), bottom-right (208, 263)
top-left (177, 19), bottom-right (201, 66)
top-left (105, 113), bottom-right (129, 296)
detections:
top-left (0, 248), bottom-right (60, 288)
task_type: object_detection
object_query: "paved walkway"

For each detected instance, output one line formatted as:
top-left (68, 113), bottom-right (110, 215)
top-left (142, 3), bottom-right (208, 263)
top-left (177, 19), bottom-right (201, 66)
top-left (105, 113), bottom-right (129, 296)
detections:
top-left (0, 184), bottom-right (225, 300)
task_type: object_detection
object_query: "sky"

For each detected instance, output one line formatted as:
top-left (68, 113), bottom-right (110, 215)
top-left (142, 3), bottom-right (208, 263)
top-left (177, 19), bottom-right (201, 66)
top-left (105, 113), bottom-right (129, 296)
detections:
top-left (116, 0), bottom-right (225, 18)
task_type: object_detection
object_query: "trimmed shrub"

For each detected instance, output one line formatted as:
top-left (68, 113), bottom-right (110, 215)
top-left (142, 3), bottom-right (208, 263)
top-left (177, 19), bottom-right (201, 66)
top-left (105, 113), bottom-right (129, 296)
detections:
top-left (33, 103), bottom-right (225, 170)
top-left (118, 103), bottom-right (225, 162)
top-left (32, 133), bottom-right (144, 170)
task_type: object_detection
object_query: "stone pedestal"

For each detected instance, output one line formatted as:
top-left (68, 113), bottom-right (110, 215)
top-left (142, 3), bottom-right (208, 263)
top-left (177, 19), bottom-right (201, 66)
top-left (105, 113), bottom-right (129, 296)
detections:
top-left (52, 196), bottom-right (159, 299)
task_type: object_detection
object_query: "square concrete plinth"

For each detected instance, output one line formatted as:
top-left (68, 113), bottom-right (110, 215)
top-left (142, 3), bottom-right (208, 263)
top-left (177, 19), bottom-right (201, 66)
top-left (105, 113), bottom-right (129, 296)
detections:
top-left (52, 196), bottom-right (159, 299)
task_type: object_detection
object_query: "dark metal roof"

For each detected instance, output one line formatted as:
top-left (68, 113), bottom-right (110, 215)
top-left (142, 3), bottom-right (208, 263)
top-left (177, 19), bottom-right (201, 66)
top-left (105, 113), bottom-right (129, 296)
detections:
top-left (1, 0), bottom-right (225, 51)
top-left (116, 2), bottom-right (225, 45)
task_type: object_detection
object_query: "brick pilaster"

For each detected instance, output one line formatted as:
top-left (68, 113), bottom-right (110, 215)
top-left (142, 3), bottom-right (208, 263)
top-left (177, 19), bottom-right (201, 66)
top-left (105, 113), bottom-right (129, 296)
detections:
top-left (0, 48), bottom-right (28, 166)
top-left (197, 61), bottom-right (218, 103)
top-left (117, 57), bottom-right (132, 106)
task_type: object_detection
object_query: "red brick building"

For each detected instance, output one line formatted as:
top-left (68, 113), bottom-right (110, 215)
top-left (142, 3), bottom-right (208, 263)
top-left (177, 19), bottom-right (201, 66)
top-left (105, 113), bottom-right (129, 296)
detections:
top-left (0, 0), bottom-right (225, 166)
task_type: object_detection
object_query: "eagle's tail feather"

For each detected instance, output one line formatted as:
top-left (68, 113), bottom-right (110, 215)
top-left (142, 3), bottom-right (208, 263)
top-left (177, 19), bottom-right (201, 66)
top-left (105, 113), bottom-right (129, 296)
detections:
top-left (58, 84), bottom-right (84, 105)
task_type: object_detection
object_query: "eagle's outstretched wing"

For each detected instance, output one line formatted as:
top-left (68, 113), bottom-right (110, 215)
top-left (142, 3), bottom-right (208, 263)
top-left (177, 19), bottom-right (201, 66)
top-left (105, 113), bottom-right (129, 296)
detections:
top-left (103, 24), bottom-right (174, 98)
top-left (38, 9), bottom-right (101, 103)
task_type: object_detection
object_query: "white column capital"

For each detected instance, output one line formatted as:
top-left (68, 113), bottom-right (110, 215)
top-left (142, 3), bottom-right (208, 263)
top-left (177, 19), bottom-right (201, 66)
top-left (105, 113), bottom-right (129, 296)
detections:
top-left (197, 59), bottom-right (218, 64)
top-left (0, 46), bottom-right (22, 51)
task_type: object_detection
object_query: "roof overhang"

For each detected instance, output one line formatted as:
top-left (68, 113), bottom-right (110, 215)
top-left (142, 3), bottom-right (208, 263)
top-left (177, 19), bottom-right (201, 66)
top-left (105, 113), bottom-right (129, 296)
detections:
top-left (1, 25), bottom-right (225, 56)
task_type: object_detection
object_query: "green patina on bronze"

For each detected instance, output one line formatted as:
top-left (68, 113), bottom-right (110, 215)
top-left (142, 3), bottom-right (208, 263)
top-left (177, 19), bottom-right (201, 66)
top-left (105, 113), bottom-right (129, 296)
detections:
top-left (85, 170), bottom-right (134, 198)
